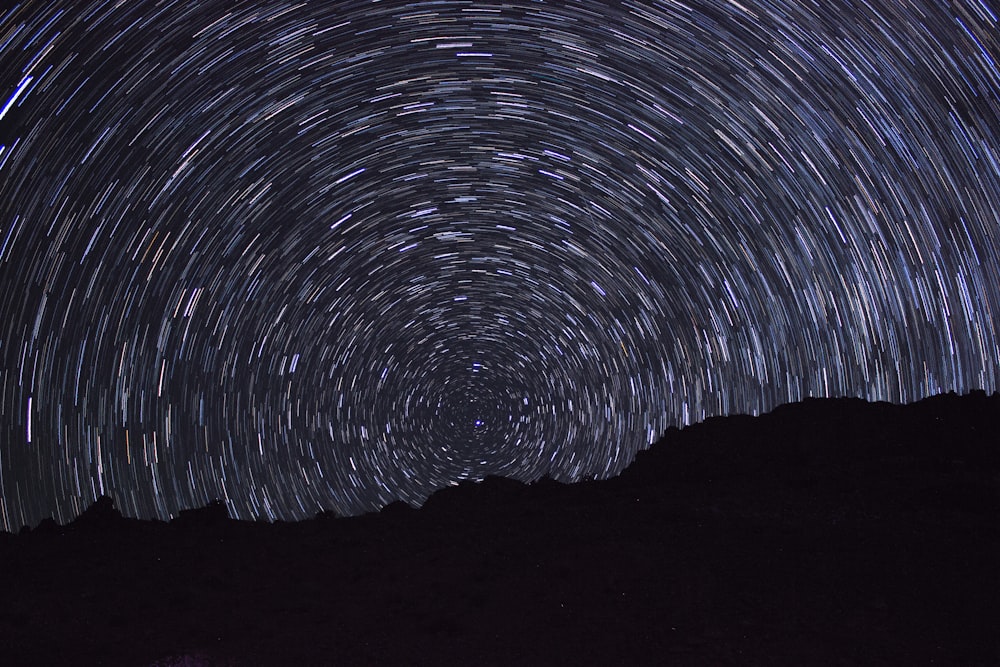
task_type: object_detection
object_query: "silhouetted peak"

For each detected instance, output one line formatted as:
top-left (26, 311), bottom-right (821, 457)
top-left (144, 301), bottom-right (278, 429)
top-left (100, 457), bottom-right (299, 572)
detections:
top-left (73, 495), bottom-right (123, 526)
top-left (35, 517), bottom-right (61, 534)
top-left (15, 516), bottom-right (60, 535)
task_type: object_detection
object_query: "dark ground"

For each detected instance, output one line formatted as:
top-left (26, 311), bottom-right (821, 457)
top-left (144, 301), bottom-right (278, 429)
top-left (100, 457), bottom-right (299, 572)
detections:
top-left (2, 391), bottom-right (998, 666)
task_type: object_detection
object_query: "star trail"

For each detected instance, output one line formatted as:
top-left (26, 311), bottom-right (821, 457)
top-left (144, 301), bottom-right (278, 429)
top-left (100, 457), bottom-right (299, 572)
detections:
top-left (1, 0), bottom-right (998, 530)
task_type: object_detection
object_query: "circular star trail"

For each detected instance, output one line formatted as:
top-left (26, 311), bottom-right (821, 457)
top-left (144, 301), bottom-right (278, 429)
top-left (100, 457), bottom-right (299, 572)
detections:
top-left (1, 0), bottom-right (999, 529)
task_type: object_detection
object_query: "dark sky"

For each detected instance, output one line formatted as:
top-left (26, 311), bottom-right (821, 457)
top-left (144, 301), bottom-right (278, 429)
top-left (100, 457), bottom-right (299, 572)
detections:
top-left (1, 0), bottom-right (998, 530)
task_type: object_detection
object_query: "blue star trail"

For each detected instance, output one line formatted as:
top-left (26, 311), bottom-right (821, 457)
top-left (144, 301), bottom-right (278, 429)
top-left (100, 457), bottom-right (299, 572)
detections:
top-left (1, 0), bottom-right (998, 530)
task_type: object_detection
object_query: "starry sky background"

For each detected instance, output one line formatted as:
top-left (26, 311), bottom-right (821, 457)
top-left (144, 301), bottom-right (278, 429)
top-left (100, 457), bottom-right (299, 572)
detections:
top-left (1, 0), bottom-right (998, 530)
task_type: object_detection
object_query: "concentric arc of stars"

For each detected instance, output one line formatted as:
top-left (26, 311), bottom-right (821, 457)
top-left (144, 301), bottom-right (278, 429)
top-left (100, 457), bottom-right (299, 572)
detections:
top-left (1, 0), bottom-right (998, 529)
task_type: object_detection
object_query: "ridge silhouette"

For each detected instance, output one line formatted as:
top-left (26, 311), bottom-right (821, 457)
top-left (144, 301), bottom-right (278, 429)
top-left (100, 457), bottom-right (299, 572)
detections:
top-left (2, 392), bottom-right (998, 666)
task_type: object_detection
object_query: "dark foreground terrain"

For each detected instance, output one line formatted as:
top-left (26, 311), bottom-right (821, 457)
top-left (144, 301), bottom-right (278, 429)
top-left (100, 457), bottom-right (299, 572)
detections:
top-left (2, 392), bottom-right (999, 666)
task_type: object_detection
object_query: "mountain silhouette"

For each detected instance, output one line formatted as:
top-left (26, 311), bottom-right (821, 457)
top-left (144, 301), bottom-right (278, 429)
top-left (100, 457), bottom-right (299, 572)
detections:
top-left (1, 392), bottom-right (998, 666)
top-left (71, 495), bottom-right (124, 526)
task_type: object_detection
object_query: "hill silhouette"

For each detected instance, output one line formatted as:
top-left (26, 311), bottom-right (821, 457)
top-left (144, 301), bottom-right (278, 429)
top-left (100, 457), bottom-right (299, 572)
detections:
top-left (1, 392), bottom-right (998, 665)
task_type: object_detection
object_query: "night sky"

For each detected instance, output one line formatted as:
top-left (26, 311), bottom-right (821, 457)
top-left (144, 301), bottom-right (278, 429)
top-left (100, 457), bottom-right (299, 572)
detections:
top-left (1, 0), bottom-right (998, 531)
